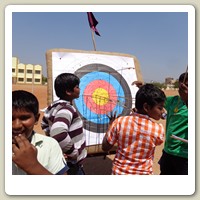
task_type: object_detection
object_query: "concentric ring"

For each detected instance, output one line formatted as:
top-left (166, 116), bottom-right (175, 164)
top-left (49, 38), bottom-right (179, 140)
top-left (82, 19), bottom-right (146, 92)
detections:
top-left (83, 79), bottom-right (117, 114)
top-left (74, 64), bottom-right (132, 133)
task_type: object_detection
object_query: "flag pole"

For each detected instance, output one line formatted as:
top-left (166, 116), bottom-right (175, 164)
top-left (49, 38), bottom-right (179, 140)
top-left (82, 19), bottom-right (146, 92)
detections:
top-left (91, 29), bottom-right (97, 51)
top-left (87, 12), bottom-right (100, 51)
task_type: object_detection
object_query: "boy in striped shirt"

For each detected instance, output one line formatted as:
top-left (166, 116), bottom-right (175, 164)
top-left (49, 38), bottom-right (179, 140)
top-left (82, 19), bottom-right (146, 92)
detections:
top-left (41, 73), bottom-right (87, 175)
top-left (102, 84), bottom-right (166, 175)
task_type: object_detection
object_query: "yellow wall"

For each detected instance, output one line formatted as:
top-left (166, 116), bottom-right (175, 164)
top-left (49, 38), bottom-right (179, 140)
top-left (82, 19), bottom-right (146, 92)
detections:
top-left (12, 57), bottom-right (42, 85)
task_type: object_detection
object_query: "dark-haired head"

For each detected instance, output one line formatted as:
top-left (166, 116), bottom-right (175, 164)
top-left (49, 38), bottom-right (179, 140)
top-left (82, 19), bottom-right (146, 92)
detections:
top-left (12, 90), bottom-right (39, 116)
top-left (54, 73), bottom-right (80, 99)
top-left (135, 84), bottom-right (166, 111)
top-left (178, 72), bottom-right (188, 103)
top-left (179, 72), bottom-right (188, 84)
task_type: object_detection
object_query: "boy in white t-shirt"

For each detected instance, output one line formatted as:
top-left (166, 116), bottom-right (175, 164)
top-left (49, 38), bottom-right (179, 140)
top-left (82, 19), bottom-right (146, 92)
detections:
top-left (12, 90), bottom-right (69, 175)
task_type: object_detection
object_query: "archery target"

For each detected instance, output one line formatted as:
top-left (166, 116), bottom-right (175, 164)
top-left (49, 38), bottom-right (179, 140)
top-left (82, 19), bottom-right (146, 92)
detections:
top-left (49, 50), bottom-right (141, 146)
top-left (74, 64), bottom-right (132, 133)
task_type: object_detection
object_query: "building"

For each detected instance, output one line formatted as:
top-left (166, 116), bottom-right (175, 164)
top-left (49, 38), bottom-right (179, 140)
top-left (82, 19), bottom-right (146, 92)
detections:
top-left (12, 57), bottom-right (42, 85)
top-left (165, 77), bottom-right (174, 85)
top-left (165, 77), bottom-right (177, 90)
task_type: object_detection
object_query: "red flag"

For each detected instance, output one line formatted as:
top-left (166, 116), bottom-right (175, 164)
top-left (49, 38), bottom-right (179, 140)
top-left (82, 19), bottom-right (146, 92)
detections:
top-left (87, 12), bottom-right (100, 36)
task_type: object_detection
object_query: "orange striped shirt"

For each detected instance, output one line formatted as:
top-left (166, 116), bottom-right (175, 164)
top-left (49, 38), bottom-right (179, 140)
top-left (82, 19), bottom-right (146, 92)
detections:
top-left (106, 113), bottom-right (164, 175)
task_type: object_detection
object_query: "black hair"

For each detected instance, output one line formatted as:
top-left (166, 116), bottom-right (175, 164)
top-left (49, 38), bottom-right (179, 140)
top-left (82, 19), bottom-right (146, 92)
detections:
top-left (54, 73), bottom-right (80, 99)
top-left (12, 90), bottom-right (39, 116)
top-left (135, 84), bottom-right (166, 110)
top-left (179, 72), bottom-right (188, 82)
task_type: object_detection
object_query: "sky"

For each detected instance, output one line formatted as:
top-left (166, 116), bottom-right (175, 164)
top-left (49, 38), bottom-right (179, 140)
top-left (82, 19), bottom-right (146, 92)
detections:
top-left (12, 10), bottom-right (188, 83)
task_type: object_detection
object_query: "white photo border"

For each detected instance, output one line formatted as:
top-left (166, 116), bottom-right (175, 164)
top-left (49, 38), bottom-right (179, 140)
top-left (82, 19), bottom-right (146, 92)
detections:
top-left (5, 4), bottom-right (195, 195)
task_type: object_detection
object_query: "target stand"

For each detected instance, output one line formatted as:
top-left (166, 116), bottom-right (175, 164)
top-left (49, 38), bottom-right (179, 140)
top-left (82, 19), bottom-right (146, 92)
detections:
top-left (46, 48), bottom-right (143, 155)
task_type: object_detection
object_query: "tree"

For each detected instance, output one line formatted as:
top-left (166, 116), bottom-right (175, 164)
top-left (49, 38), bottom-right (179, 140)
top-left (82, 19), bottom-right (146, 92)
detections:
top-left (147, 82), bottom-right (167, 90)
top-left (42, 75), bottom-right (47, 85)
top-left (174, 80), bottom-right (179, 88)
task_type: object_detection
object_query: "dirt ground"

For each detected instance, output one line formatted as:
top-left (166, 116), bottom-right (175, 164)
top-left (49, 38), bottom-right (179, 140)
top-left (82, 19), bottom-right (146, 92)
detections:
top-left (12, 84), bottom-right (178, 175)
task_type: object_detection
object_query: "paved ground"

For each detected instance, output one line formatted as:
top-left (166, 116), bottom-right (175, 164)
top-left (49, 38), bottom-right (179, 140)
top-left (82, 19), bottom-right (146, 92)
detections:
top-left (12, 84), bottom-right (178, 175)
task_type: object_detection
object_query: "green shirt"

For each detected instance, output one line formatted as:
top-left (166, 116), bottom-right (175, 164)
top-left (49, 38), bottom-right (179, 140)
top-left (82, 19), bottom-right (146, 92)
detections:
top-left (164, 95), bottom-right (188, 158)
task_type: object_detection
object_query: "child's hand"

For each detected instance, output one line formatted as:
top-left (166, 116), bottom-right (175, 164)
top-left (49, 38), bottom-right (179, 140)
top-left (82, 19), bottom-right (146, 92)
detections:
top-left (132, 81), bottom-right (144, 88)
top-left (63, 153), bottom-right (68, 159)
top-left (130, 108), bottom-right (137, 115)
top-left (160, 108), bottom-right (167, 120)
top-left (107, 111), bottom-right (120, 125)
top-left (12, 134), bottom-right (39, 173)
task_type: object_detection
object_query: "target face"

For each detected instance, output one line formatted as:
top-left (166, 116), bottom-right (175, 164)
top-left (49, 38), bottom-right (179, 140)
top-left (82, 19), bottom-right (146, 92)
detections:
top-left (74, 64), bottom-right (132, 133)
top-left (50, 51), bottom-right (139, 145)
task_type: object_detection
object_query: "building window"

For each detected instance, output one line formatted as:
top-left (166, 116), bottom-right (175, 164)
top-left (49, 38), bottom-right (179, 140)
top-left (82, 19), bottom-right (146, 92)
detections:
top-left (27, 69), bottom-right (33, 74)
top-left (35, 79), bottom-right (40, 83)
top-left (18, 78), bottom-right (24, 82)
top-left (27, 78), bottom-right (32, 82)
top-left (18, 69), bottom-right (24, 73)
top-left (35, 70), bottom-right (41, 74)
top-left (12, 68), bottom-right (15, 73)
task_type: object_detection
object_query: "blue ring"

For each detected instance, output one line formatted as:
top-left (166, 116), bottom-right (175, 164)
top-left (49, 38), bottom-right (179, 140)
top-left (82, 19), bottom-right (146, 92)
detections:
top-left (75, 71), bottom-right (125, 124)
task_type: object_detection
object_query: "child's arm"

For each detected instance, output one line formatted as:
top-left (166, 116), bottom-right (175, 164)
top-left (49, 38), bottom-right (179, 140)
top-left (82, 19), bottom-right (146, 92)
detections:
top-left (50, 108), bottom-right (78, 159)
top-left (132, 80), bottom-right (144, 88)
top-left (102, 134), bottom-right (114, 152)
top-left (102, 112), bottom-right (120, 152)
top-left (12, 134), bottom-right (53, 175)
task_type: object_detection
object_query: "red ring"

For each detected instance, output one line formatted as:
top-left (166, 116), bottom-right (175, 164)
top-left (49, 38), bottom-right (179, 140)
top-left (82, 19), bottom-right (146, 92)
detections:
top-left (83, 80), bottom-right (117, 114)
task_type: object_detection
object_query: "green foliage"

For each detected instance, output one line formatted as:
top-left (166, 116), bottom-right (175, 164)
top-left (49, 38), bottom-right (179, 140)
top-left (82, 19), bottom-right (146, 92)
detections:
top-left (42, 75), bottom-right (47, 85)
top-left (146, 82), bottom-right (167, 89)
top-left (174, 80), bottom-right (179, 88)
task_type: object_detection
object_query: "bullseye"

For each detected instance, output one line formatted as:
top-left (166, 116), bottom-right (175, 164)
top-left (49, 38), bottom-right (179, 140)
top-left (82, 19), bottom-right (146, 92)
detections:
top-left (92, 88), bottom-right (109, 106)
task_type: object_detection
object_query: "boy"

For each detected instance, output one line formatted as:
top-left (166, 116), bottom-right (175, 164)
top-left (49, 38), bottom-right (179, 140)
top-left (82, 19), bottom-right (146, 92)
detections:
top-left (12, 90), bottom-right (68, 175)
top-left (102, 84), bottom-right (166, 175)
top-left (159, 72), bottom-right (188, 175)
top-left (41, 73), bottom-right (87, 175)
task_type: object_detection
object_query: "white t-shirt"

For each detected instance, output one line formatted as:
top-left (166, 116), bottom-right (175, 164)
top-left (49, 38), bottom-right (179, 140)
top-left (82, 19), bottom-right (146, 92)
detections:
top-left (12, 133), bottom-right (68, 175)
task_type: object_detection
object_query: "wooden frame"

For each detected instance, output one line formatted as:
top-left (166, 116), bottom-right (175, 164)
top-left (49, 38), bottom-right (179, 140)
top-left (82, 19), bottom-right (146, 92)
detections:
top-left (45, 48), bottom-right (143, 155)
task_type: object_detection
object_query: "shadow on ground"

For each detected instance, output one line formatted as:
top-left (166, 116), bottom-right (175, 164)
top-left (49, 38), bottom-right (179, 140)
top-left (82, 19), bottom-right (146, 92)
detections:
top-left (84, 155), bottom-right (113, 175)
